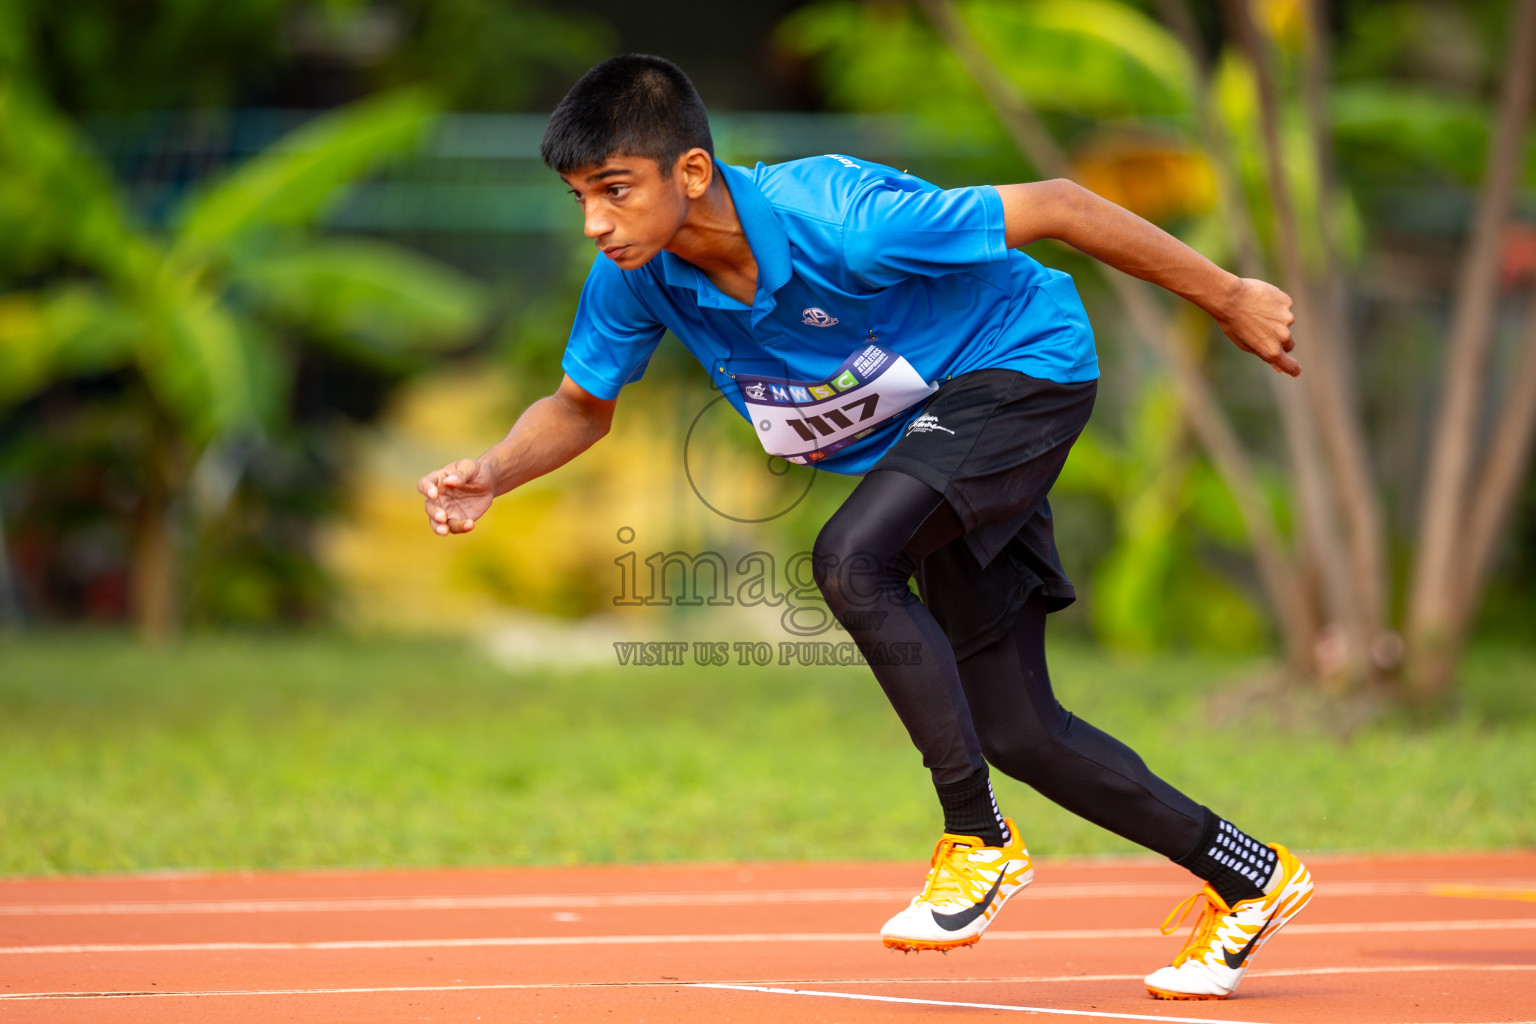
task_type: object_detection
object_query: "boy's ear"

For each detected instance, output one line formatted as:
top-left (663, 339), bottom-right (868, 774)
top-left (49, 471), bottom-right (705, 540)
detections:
top-left (677, 148), bottom-right (714, 199)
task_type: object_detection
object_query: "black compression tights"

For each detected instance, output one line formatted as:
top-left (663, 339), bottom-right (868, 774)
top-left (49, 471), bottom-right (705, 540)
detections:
top-left (814, 469), bottom-right (1206, 861)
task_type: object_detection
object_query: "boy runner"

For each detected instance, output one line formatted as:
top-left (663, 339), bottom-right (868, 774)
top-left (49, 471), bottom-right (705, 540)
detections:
top-left (418, 54), bottom-right (1313, 1001)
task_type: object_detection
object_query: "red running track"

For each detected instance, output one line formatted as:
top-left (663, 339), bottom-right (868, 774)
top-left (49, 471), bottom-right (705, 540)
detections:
top-left (2, 850), bottom-right (1534, 1023)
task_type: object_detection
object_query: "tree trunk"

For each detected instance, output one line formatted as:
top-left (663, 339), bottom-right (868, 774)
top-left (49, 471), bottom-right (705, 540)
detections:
top-left (1406, 0), bottom-right (1536, 700)
top-left (1222, 0), bottom-right (1388, 686)
top-left (131, 418), bottom-right (181, 645)
top-left (1455, 298), bottom-right (1536, 656)
top-left (0, 501), bottom-right (20, 633)
top-left (1164, 0), bottom-right (1334, 676)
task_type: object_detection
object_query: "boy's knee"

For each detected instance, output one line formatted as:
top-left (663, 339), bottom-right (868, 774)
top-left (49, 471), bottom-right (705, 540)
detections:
top-left (812, 526), bottom-right (859, 611)
top-left (812, 520), bottom-right (899, 613)
top-left (810, 521), bottom-right (845, 586)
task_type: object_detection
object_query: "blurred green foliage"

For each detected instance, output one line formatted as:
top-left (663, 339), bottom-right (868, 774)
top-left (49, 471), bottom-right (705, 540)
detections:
top-left (3, 0), bottom-right (1535, 654)
top-left (1058, 377), bottom-right (1269, 652)
top-left (785, 0), bottom-right (1197, 126)
top-left (0, 81), bottom-right (487, 631)
top-left (0, 0), bottom-right (611, 631)
top-left (0, 0), bottom-right (303, 110)
top-left (781, 0), bottom-right (1536, 653)
top-left (364, 0), bottom-right (613, 111)
top-left (0, 0), bottom-right (610, 112)
top-left (0, 87), bottom-right (484, 437)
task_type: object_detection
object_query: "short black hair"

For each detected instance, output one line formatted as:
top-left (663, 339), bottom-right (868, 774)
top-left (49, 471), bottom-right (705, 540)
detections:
top-left (540, 54), bottom-right (714, 176)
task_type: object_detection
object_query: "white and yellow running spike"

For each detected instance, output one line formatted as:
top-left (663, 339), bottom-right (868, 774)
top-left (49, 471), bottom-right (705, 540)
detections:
top-left (880, 818), bottom-right (1033, 952)
top-left (1145, 844), bottom-right (1314, 1000)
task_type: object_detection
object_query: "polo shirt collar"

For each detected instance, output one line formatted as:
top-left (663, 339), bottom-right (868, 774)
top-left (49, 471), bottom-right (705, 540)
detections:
top-left (657, 161), bottom-right (791, 320)
top-left (720, 161), bottom-right (792, 298)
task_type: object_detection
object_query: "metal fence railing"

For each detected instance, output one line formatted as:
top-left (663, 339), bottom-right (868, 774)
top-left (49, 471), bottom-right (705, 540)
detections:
top-left (85, 110), bottom-right (1001, 236)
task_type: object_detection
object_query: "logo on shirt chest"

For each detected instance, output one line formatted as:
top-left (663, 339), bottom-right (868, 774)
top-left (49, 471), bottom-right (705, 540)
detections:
top-left (802, 307), bottom-right (839, 327)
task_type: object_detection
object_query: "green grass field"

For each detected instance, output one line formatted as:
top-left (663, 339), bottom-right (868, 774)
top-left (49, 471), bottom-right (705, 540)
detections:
top-left (1, 631), bottom-right (1533, 876)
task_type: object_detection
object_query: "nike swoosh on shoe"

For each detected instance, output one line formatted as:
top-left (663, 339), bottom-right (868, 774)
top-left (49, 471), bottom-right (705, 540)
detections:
top-left (931, 872), bottom-right (1006, 932)
top-left (1222, 919), bottom-right (1271, 969)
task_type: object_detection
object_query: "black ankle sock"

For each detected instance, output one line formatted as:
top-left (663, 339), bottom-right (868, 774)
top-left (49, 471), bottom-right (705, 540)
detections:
top-left (1175, 809), bottom-right (1277, 906)
top-left (935, 767), bottom-right (1009, 846)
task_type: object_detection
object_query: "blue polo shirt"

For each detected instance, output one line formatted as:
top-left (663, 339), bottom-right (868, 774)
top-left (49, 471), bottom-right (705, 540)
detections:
top-left (561, 155), bottom-right (1098, 475)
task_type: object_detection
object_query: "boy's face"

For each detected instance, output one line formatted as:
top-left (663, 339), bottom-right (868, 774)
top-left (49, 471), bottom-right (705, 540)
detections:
top-left (561, 152), bottom-right (703, 270)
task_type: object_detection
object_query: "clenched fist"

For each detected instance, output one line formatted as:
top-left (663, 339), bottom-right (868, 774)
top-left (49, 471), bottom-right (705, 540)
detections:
top-left (1214, 278), bottom-right (1300, 377)
top-left (417, 458), bottom-right (496, 536)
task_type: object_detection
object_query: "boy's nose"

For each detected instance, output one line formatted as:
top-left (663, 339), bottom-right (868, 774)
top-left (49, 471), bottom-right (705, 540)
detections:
top-left (584, 208), bottom-right (613, 240)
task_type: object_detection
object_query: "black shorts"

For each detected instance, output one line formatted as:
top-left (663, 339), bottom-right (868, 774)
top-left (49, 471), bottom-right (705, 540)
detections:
top-left (873, 369), bottom-right (1097, 660)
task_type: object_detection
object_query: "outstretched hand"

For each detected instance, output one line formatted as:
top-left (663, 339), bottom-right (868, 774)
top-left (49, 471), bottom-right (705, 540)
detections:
top-left (417, 458), bottom-right (496, 536)
top-left (1214, 278), bottom-right (1300, 377)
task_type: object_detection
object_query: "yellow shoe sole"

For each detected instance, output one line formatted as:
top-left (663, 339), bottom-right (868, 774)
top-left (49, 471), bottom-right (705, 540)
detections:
top-left (882, 933), bottom-right (980, 952)
top-left (1146, 985), bottom-right (1229, 1001)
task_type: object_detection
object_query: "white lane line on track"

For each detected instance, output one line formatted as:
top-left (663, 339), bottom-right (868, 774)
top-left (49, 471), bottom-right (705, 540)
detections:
top-left (701, 984), bottom-right (1284, 1024)
top-left (2, 965), bottom-right (1533, 1004)
top-left (4, 917), bottom-right (1535, 955)
top-left (6, 878), bottom-right (1530, 916)
top-left (0, 889), bottom-right (925, 916)
top-left (700, 983), bottom-right (1536, 1024)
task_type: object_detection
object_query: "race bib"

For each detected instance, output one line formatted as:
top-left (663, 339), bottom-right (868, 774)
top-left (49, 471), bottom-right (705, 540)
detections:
top-left (737, 344), bottom-right (936, 463)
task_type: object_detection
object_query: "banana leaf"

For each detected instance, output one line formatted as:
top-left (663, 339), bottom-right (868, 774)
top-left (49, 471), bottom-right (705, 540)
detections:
top-left (174, 89), bottom-right (439, 254)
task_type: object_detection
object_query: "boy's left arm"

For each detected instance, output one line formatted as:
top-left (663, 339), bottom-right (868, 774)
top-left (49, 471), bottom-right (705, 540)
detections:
top-left (996, 179), bottom-right (1300, 377)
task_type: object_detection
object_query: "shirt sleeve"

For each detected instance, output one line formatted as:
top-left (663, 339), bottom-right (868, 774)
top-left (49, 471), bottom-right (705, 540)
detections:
top-left (561, 256), bottom-right (668, 400)
top-left (841, 181), bottom-right (1009, 288)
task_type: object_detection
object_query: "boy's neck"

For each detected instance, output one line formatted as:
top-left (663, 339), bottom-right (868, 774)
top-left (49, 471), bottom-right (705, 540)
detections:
top-left (667, 173), bottom-right (758, 305)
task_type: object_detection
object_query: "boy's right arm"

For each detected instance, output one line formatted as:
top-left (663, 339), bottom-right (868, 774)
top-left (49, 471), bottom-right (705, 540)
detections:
top-left (416, 374), bottom-right (617, 536)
